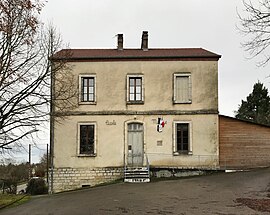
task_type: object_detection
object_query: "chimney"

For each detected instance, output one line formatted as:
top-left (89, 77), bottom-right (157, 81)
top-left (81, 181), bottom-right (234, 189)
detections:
top-left (117, 34), bottom-right (123, 50)
top-left (141, 31), bottom-right (148, 51)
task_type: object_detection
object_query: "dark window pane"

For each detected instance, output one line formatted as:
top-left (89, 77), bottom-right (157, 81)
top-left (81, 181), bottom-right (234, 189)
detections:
top-left (183, 138), bottom-right (188, 144)
top-left (176, 123), bottom-right (189, 153)
top-left (80, 125), bottom-right (95, 154)
top-left (183, 143), bottom-right (188, 151)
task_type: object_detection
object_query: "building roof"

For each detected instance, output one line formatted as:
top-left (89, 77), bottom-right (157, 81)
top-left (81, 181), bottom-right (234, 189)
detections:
top-left (52, 48), bottom-right (221, 62)
top-left (219, 115), bottom-right (270, 128)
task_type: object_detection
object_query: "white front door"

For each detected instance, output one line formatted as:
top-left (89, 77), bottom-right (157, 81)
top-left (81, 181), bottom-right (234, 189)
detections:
top-left (127, 123), bottom-right (144, 166)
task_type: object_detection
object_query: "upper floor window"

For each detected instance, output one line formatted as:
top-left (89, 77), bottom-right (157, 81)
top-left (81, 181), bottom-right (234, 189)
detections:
top-left (174, 73), bottom-right (192, 104)
top-left (127, 75), bottom-right (144, 104)
top-left (79, 75), bottom-right (96, 104)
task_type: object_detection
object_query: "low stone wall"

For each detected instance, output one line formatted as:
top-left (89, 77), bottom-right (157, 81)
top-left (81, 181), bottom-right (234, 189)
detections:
top-left (51, 167), bottom-right (123, 193)
top-left (151, 168), bottom-right (209, 178)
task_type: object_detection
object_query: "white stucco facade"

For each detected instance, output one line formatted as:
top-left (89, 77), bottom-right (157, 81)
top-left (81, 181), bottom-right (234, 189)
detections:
top-left (51, 49), bottom-right (220, 192)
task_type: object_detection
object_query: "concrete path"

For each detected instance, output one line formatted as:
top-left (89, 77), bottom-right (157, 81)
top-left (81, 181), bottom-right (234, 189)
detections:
top-left (1, 168), bottom-right (270, 215)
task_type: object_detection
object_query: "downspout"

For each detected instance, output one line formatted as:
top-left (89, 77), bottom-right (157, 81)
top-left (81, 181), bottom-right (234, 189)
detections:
top-left (123, 120), bottom-right (127, 176)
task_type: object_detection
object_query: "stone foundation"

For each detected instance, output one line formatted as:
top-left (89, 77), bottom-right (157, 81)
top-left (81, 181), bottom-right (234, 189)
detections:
top-left (150, 167), bottom-right (219, 178)
top-left (51, 167), bottom-right (123, 193)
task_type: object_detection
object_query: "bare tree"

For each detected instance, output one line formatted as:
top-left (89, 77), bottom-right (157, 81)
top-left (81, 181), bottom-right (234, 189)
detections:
top-left (238, 0), bottom-right (270, 66)
top-left (0, 0), bottom-right (77, 150)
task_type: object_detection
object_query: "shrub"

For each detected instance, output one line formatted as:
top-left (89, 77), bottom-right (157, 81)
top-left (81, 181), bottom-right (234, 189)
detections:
top-left (26, 178), bottom-right (48, 195)
top-left (1, 179), bottom-right (17, 194)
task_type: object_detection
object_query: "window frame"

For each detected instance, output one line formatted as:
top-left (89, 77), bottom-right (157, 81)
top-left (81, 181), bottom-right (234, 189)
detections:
top-left (79, 74), bottom-right (97, 104)
top-left (173, 121), bottom-right (193, 155)
top-left (127, 74), bottom-right (144, 104)
top-left (77, 122), bottom-right (97, 157)
top-left (173, 73), bottom-right (192, 104)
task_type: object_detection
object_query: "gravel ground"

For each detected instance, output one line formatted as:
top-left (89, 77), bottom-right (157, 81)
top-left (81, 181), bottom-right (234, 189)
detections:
top-left (1, 167), bottom-right (270, 215)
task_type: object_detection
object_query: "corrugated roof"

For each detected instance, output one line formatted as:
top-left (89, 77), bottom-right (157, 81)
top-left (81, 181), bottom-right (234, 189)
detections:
top-left (52, 48), bottom-right (221, 61)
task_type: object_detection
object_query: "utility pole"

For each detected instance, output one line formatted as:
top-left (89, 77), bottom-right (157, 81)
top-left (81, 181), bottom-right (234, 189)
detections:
top-left (46, 144), bottom-right (49, 184)
top-left (29, 144), bottom-right (31, 180)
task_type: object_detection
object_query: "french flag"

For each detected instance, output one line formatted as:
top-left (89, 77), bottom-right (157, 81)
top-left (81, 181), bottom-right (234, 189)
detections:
top-left (157, 117), bottom-right (165, 132)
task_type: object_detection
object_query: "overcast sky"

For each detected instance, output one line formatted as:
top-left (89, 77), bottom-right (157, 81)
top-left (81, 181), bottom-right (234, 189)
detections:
top-left (7, 0), bottom-right (270, 163)
top-left (41, 0), bottom-right (270, 117)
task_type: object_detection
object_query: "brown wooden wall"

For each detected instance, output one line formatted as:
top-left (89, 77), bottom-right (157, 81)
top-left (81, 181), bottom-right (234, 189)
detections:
top-left (219, 115), bottom-right (270, 169)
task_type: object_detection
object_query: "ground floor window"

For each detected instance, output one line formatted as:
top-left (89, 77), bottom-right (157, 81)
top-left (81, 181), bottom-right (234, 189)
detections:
top-left (174, 122), bottom-right (192, 155)
top-left (78, 123), bottom-right (96, 155)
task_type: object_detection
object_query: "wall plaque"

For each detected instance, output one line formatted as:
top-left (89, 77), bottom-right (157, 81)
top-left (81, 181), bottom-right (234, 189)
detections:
top-left (106, 120), bottom-right (116, 125)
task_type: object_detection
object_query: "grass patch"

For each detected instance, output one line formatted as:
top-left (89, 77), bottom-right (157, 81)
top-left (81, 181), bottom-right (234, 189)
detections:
top-left (0, 194), bottom-right (30, 209)
top-left (11, 195), bottom-right (31, 207)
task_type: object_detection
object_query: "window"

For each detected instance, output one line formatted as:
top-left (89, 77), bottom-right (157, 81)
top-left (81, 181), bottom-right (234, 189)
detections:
top-left (129, 77), bottom-right (142, 101)
top-left (173, 122), bottom-right (192, 155)
top-left (78, 124), bottom-right (96, 156)
top-left (79, 75), bottom-right (96, 103)
top-left (127, 75), bottom-right (144, 103)
top-left (174, 73), bottom-right (192, 103)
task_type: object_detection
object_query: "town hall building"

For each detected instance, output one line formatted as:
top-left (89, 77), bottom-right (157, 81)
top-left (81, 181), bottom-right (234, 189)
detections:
top-left (50, 31), bottom-right (221, 192)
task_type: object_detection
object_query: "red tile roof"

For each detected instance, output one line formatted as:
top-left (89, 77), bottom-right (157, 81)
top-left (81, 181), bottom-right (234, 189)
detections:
top-left (52, 48), bottom-right (221, 61)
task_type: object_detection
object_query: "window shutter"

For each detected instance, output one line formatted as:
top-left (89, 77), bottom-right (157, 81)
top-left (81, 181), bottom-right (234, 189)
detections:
top-left (176, 76), bottom-right (189, 102)
top-left (188, 76), bottom-right (192, 102)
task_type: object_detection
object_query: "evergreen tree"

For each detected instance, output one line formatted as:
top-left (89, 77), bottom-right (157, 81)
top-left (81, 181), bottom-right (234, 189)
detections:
top-left (235, 82), bottom-right (270, 126)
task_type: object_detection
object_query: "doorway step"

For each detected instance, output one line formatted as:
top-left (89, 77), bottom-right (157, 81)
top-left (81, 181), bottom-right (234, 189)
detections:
top-left (124, 167), bottom-right (150, 183)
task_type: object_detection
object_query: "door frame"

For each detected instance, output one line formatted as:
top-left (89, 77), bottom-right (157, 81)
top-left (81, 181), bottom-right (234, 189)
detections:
top-left (124, 120), bottom-right (145, 167)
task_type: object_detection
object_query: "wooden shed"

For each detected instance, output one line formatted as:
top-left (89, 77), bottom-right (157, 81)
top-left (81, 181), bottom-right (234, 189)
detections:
top-left (219, 115), bottom-right (270, 169)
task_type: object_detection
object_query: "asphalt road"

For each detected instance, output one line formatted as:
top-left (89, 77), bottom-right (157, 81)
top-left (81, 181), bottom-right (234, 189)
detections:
top-left (1, 168), bottom-right (270, 215)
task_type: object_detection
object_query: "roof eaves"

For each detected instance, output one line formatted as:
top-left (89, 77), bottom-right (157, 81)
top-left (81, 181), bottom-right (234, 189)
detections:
top-left (219, 114), bottom-right (270, 128)
top-left (52, 55), bottom-right (221, 61)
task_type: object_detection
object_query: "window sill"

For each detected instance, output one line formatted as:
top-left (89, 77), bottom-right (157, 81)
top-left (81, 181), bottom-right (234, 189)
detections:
top-left (77, 154), bottom-right (96, 157)
top-left (173, 151), bottom-right (193, 156)
top-left (126, 101), bottom-right (144, 105)
top-left (173, 101), bottom-right (192, 104)
top-left (79, 101), bottom-right (97, 105)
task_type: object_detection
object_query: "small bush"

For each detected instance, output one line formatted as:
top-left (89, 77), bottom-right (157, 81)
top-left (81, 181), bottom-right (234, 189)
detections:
top-left (1, 179), bottom-right (17, 194)
top-left (26, 178), bottom-right (48, 195)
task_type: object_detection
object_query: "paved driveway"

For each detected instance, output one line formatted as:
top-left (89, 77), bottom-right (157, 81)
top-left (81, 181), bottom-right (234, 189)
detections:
top-left (1, 168), bottom-right (270, 215)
